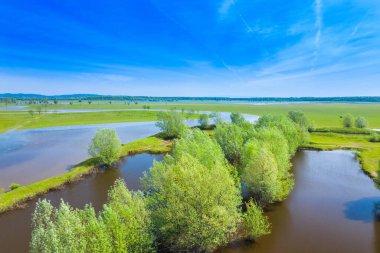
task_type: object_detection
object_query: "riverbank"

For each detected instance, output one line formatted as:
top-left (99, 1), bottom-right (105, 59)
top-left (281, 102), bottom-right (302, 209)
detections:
top-left (0, 135), bottom-right (172, 213)
top-left (0, 110), bottom-right (199, 134)
top-left (303, 129), bottom-right (380, 180)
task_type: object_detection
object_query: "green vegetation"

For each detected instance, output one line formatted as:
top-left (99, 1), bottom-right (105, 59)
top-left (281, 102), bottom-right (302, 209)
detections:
top-left (198, 113), bottom-right (210, 129)
top-left (242, 200), bottom-right (271, 240)
top-left (9, 183), bottom-right (21, 191)
top-left (0, 135), bottom-right (172, 213)
top-left (28, 102), bottom-right (380, 128)
top-left (88, 129), bottom-right (122, 166)
top-left (355, 116), bottom-right (368, 128)
top-left (30, 179), bottom-right (154, 253)
top-left (155, 110), bottom-right (186, 138)
top-left (343, 114), bottom-right (354, 128)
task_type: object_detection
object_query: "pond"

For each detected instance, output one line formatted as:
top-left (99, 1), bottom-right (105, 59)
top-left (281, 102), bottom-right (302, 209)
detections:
top-left (218, 150), bottom-right (380, 253)
top-left (0, 153), bottom-right (164, 252)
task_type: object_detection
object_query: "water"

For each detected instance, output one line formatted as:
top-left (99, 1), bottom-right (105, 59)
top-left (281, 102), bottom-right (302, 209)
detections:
top-left (0, 112), bottom-right (258, 189)
top-left (218, 150), bottom-right (380, 253)
top-left (0, 153), bottom-right (163, 253)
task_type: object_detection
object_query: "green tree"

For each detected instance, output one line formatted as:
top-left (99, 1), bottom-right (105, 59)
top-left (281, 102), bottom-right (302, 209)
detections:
top-left (214, 123), bottom-right (245, 165)
top-left (230, 112), bottom-right (246, 125)
top-left (142, 153), bottom-right (241, 252)
top-left (155, 110), bottom-right (186, 138)
top-left (102, 179), bottom-right (155, 253)
top-left (198, 114), bottom-right (210, 129)
top-left (288, 110), bottom-right (312, 130)
top-left (242, 199), bottom-right (271, 240)
top-left (343, 114), bottom-right (354, 128)
top-left (28, 109), bottom-right (35, 117)
top-left (241, 141), bottom-right (278, 205)
top-left (88, 129), bottom-right (121, 166)
top-left (355, 116), bottom-right (368, 128)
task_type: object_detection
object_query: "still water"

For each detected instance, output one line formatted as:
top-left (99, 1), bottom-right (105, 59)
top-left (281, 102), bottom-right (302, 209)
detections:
top-left (0, 153), bottom-right (163, 252)
top-left (0, 150), bottom-right (379, 252)
top-left (219, 150), bottom-right (380, 253)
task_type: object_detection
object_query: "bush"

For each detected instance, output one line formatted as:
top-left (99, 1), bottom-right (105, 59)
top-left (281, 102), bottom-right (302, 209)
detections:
top-left (355, 116), bottom-right (368, 129)
top-left (343, 114), bottom-right (354, 128)
top-left (370, 133), bottom-right (380, 142)
top-left (198, 114), bottom-right (210, 129)
top-left (155, 110), bottom-right (186, 138)
top-left (9, 183), bottom-right (21, 190)
top-left (142, 153), bottom-right (241, 252)
top-left (288, 111), bottom-right (311, 130)
top-left (88, 129), bottom-right (122, 166)
top-left (230, 112), bottom-right (246, 125)
top-left (241, 141), bottom-right (278, 205)
top-left (243, 199), bottom-right (271, 240)
top-left (214, 123), bottom-right (245, 165)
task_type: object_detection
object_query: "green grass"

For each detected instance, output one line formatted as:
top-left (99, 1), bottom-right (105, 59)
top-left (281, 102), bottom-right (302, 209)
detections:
top-left (0, 135), bottom-right (172, 213)
top-left (0, 110), bottom-right (199, 133)
top-left (36, 102), bottom-right (380, 128)
top-left (303, 132), bottom-right (380, 179)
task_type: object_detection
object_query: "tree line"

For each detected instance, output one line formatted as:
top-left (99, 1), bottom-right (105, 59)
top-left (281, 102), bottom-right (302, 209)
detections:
top-left (30, 111), bottom-right (309, 252)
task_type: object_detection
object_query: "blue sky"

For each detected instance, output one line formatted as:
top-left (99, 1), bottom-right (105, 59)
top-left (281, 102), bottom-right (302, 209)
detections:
top-left (0, 0), bottom-right (379, 97)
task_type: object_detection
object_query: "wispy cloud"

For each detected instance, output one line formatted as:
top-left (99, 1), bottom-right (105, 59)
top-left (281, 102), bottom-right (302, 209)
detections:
top-left (219, 0), bottom-right (235, 16)
top-left (313, 0), bottom-right (323, 66)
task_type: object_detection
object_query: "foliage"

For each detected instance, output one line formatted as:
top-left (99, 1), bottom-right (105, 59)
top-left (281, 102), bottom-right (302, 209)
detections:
top-left (30, 180), bottom-right (155, 253)
top-left (355, 116), bottom-right (368, 129)
top-left (370, 133), bottom-right (380, 142)
top-left (88, 129), bottom-right (121, 166)
top-left (255, 115), bottom-right (305, 156)
top-left (198, 114), bottom-right (210, 129)
top-left (240, 141), bottom-right (278, 205)
top-left (155, 110), bottom-right (186, 138)
top-left (142, 152), bottom-right (241, 252)
top-left (9, 183), bottom-right (21, 190)
top-left (288, 110), bottom-right (312, 130)
top-left (242, 200), bottom-right (271, 240)
top-left (230, 112), bottom-right (246, 125)
top-left (343, 114), bottom-right (354, 128)
top-left (214, 123), bottom-right (245, 165)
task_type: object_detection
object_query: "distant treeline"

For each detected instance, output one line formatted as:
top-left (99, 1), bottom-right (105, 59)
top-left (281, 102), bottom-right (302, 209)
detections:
top-left (1, 94), bottom-right (380, 103)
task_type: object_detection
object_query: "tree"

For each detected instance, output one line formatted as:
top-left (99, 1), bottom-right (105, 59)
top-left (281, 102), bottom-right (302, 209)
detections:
top-left (242, 199), bottom-right (271, 240)
top-left (230, 112), bottom-right (246, 125)
top-left (198, 114), bottom-right (210, 129)
top-left (241, 141), bottom-right (278, 205)
top-left (142, 153), bottom-right (241, 252)
top-left (343, 114), bottom-right (354, 128)
top-left (102, 179), bottom-right (155, 253)
top-left (36, 107), bottom-right (42, 115)
top-left (214, 123), bottom-right (244, 165)
top-left (88, 129), bottom-right (121, 166)
top-left (355, 116), bottom-right (368, 128)
top-left (155, 110), bottom-right (186, 139)
top-left (288, 111), bottom-right (312, 130)
top-left (28, 109), bottom-right (35, 117)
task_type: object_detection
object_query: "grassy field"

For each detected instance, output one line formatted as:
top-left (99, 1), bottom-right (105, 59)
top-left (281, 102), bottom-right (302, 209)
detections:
top-left (0, 110), bottom-right (199, 133)
top-left (303, 132), bottom-right (380, 180)
top-left (28, 102), bottom-right (380, 128)
top-left (0, 135), bottom-right (172, 213)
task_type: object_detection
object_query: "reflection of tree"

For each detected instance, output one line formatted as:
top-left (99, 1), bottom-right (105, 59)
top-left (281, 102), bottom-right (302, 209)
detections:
top-left (374, 201), bottom-right (380, 220)
top-left (375, 202), bottom-right (380, 253)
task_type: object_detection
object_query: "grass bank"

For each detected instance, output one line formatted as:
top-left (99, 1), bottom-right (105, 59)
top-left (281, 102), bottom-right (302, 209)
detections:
top-left (31, 102), bottom-right (380, 128)
top-left (0, 110), bottom-right (199, 133)
top-left (0, 135), bottom-right (172, 213)
top-left (303, 131), bottom-right (380, 179)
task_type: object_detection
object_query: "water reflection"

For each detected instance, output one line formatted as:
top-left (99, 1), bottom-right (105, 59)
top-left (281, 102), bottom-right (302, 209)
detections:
top-left (344, 197), bottom-right (380, 223)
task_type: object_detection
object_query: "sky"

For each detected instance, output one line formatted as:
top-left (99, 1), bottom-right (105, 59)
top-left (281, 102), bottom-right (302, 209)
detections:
top-left (0, 0), bottom-right (379, 97)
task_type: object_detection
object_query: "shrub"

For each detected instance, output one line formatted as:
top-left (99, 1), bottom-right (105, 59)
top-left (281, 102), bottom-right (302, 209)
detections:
top-left (370, 133), bottom-right (380, 142)
top-left (9, 183), bottom-right (21, 190)
top-left (243, 199), bottom-right (271, 240)
top-left (241, 141), bottom-right (278, 205)
top-left (88, 129), bottom-right (121, 166)
top-left (214, 123), bottom-right (245, 165)
top-left (230, 112), bottom-right (246, 125)
top-left (155, 110), bottom-right (186, 138)
top-left (142, 153), bottom-right (241, 252)
top-left (355, 116), bottom-right (368, 129)
top-left (342, 114), bottom-right (354, 128)
top-left (288, 111), bottom-right (311, 130)
top-left (198, 114), bottom-right (210, 129)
